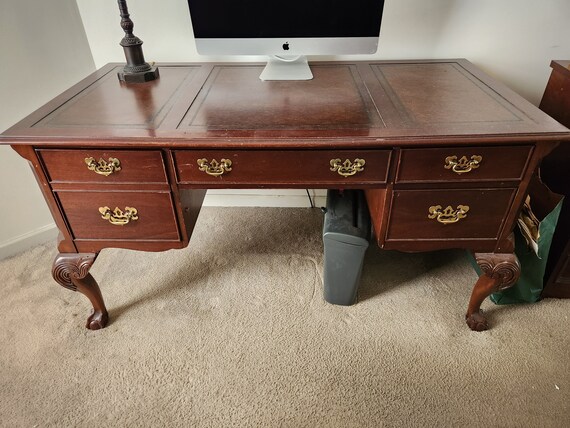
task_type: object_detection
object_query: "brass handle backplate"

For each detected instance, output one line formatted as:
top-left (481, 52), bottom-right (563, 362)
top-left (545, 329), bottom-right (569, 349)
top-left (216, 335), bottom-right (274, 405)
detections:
top-left (85, 157), bottom-right (122, 176)
top-left (444, 155), bottom-right (482, 175)
top-left (428, 205), bottom-right (469, 224)
top-left (99, 206), bottom-right (138, 226)
top-left (330, 158), bottom-right (366, 177)
top-left (197, 158), bottom-right (232, 176)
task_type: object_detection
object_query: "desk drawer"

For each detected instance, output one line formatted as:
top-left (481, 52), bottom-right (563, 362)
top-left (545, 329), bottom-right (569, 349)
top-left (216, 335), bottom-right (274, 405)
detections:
top-left (173, 150), bottom-right (391, 186)
top-left (39, 149), bottom-right (168, 184)
top-left (56, 191), bottom-right (180, 241)
top-left (385, 188), bottom-right (516, 241)
top-left (396, 146), bottom-right (532, 183)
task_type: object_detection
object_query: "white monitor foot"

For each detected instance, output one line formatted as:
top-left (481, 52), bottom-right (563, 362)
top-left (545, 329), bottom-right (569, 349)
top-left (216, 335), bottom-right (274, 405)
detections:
top-left (259, 56), bottom-right (313, 81)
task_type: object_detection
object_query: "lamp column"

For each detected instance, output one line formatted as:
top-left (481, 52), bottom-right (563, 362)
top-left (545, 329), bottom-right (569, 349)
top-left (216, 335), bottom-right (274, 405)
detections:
top-left (116, 0), bottom-right (159, 83)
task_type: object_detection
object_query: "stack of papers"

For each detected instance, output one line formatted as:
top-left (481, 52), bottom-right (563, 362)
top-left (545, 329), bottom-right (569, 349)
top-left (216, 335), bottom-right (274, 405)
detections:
top-left (517, 195), bottom-right (541, 257)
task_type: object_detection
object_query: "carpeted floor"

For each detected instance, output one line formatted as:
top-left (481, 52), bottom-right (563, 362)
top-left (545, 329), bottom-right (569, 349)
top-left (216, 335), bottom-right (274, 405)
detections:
top-left (1, 207), bottom-right (569, 427)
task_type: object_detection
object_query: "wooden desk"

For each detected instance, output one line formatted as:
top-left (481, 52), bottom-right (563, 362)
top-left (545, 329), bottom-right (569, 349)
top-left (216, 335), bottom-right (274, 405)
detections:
top-left (3, 60), bottom-right (569, 331)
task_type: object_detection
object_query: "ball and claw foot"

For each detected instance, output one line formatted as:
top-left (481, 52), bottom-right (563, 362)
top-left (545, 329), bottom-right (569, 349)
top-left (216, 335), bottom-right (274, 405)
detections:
top-left (466, 311), bottom-right (489, 332)
top-left (87, 310), bottom-right (109, 330)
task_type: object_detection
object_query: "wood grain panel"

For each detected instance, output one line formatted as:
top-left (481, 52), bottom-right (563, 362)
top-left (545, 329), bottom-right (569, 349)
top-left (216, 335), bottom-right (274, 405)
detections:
top-left (173, 149), bottom-right (391, 187)
top-left (32, 67), bottom-right (198, 129)
top-left (396, 145), bottom-right (532, 183)
top-left (371, 62), bottom-right (522, 125)
top-left (57, 191), bottom-right (179, 241)
top-left (3, 61), bottom-right (569, 142)
top-left (385, 188), bottom-right (516, 241)
top-left (180, 64), bottom-right (383, 130)
top-left (39, 149), bottom-right (168, 184)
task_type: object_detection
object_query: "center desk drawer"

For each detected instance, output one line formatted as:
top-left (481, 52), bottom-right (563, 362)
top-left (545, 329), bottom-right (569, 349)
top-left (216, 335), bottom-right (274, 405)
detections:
top-left (385, 188), bottom-right (516, 241)
top-left (56, 191), bottom-right (179, 241)
top-left (173, 150), bottom-right (391, 185)
top-left (38, 149), bottom-right (168, 184)
top-left (396, 145), bottom-right (532, 183)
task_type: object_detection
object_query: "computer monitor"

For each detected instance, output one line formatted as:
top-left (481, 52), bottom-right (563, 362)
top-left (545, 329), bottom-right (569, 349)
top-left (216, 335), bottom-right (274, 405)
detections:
top-left (186, 0), bottom-right (386, 80)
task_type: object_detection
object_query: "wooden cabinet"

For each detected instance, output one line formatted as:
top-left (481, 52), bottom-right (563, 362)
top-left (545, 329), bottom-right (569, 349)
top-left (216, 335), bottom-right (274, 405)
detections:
top-left (369, 145), bottom-right (529, 253)
top-left (39, 148), bottom-right (181, 251)
top-left (539, 60), bottom-right (570, 298)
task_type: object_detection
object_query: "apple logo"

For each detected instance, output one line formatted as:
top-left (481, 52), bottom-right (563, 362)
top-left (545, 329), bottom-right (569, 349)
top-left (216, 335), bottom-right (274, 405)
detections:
top-left (282, 42), bottom-right (290, 51)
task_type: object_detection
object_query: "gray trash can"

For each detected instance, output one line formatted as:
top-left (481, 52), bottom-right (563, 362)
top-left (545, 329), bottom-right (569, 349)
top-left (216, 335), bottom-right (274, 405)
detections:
top-left (322, 189), bottom-right (371, 305)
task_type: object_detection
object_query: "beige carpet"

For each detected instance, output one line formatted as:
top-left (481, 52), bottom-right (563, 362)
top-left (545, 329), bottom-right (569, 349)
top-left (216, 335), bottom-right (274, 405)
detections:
top-left (1, 207), bottom-right (569, 427)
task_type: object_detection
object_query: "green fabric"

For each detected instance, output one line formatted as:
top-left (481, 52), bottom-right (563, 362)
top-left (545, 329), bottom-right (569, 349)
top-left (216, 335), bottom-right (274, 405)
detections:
top-left (468, 197), bottom-right (564, 305)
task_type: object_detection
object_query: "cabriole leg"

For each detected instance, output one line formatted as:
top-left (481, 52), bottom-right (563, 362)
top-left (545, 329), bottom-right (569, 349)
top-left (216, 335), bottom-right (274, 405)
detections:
top-left (52, 253), bottom-right (108, 330)
top-left (466, 252), bottom-right (521, 331)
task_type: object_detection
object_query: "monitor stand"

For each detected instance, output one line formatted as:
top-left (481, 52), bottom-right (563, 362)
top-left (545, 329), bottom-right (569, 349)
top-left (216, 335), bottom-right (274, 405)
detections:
top-left (259, 56), bottom-right (313, 81)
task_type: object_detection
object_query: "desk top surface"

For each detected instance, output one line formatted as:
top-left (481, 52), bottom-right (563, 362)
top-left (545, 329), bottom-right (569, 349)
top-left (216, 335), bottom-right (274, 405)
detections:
top-left (3, 59), bottom-right (569, 148)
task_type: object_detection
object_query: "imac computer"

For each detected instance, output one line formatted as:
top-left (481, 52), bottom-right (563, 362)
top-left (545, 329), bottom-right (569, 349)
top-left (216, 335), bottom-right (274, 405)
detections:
top-left (186, 0), bottom-right (386, 80)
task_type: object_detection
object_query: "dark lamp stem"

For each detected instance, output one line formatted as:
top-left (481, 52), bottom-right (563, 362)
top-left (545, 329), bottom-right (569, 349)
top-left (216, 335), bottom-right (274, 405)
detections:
top-left (116, 0), bottom-right (159, 83)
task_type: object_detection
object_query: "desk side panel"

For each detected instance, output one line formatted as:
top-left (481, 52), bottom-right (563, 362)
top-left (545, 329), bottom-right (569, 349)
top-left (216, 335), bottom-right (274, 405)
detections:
top-left (10, 145), bottom-right (76, 253)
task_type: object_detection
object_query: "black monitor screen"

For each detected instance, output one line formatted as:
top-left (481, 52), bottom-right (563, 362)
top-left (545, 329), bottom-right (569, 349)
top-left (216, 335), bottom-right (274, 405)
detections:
top-left (188, 0), bottom-right (385, 38)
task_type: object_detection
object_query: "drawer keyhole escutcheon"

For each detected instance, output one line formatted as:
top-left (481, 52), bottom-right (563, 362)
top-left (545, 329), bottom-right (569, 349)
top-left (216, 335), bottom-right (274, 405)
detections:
top-left (330, 158), bottom-right (366, 177)
top-left (85, 157), bottom-right (122, 176)
top-left (428, 205), bottom-right (470, 224)
top-left (444, 155), bottom-right (482, 174)
top-left (197, 158), bottom-right (233, 176)
top-left (99, 206), bottom-right (139, 226)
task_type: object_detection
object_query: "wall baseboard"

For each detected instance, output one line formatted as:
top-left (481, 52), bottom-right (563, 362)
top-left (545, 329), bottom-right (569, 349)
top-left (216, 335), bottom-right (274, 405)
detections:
top-left (0, 223), bottom-right (58, 261)
top-left (204, 189), bottom-right (327, 208)
top-left (0, 191), bottom-right (328, 260)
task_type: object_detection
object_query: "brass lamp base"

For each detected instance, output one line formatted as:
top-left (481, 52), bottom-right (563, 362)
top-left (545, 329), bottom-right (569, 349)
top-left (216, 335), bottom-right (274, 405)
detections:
top-left (118, 65), bottom-right (160, 83)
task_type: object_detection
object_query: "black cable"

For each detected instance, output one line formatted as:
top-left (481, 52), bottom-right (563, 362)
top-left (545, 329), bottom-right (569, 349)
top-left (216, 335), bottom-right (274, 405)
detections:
top-left (305, 189), bottom-right (314, 208)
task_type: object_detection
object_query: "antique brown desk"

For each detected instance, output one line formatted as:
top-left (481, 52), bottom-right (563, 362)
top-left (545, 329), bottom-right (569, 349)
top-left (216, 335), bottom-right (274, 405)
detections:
top-left (2, 60), bottom-right (569, 331)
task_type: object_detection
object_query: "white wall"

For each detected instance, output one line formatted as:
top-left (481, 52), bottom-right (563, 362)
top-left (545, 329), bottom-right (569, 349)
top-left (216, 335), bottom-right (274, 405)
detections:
top-left (0, 0), bottom-right (95, 259)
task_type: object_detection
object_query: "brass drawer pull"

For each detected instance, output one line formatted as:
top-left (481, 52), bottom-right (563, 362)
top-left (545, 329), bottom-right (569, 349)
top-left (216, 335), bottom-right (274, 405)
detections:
top-left (428, 205), bottom-right (469, 224)
top-left (197, 158), bottom-right (232, 176)
top-left (85, 157), bottom-right (122, 176)
top-left (99, 206), bottom-right (139, 226)
top-left (444, 155), bottom-right (482, 174)
top-left (330, 158), bottom-right (366, 177)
